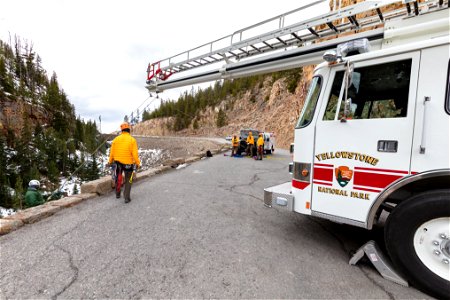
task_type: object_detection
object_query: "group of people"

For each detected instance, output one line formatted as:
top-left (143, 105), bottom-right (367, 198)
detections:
top-left (26, 123), bottom-right (272, 209)
top-left (231, 131), bottom-right (265, 160)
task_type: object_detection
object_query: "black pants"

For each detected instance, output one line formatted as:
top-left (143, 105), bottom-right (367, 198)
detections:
top-left (257, 145), bottom-right (263, 160)
top-left (115, 162), bottom-right (134, 201)
top-left (246, 144), bottom-right (254, 156)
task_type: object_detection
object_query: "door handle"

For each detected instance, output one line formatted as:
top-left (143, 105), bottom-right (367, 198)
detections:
top-left (420, 96), bottom-right (431, 154)
top-left (378, 140), bottom-right (398, 153)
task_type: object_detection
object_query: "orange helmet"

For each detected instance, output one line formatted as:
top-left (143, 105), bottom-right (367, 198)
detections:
top-left (120, 122), bottom-right (130, 131)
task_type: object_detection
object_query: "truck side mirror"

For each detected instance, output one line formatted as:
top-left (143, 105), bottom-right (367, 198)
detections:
top-left (341, 61), bottom-right (354, 123)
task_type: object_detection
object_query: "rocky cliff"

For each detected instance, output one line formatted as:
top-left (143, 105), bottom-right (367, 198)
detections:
top-left (0, 98), bottom-right (48, 137)
top-left (133, 66), bottom-right (315, 150)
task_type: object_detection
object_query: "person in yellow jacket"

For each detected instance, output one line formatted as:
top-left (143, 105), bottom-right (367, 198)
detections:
top-left (246, 132), bottom-right (255, 157)
top-left (108, 122), bottom-right (141, 203)
top-left (256, 133), bottom-right (264, 160)
top-left (231, 135), bottom-right (240, 157)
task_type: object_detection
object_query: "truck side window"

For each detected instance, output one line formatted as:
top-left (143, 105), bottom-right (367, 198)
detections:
top-left (324, 59), bottom-right (412, 120)
top-left (323, 71), bottom-right (344, 120)
top-left (446, 59), bottom-right (450, 115)
top-left (296, 76), bottom-right (322, 128)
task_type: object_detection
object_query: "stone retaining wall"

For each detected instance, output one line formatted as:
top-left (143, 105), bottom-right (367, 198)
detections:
top-left (0, 146), bottom-right (231, 236)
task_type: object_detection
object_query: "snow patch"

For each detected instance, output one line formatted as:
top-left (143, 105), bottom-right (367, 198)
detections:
top-left (0, 207), bottom-right (16, 218)
top-left (176, 163), bottom-right (188, 170)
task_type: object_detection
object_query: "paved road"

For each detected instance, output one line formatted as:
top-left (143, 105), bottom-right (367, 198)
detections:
top-left (0, 150), bottom-right (431, 299)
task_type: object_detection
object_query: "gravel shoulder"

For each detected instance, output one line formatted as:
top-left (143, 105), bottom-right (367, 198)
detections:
top-left (135, 136), bottom-right (227, 168)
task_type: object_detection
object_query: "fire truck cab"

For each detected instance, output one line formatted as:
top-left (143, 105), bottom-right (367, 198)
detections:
top-left (265, 8), bottom-right (449, 299)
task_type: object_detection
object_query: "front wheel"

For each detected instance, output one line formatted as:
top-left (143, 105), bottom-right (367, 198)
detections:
top-left (385, 190), bottom-right (450, 299)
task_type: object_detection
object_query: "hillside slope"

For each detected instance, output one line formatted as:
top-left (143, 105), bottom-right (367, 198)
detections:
top-left (134, 65), bottom-right (315, 149)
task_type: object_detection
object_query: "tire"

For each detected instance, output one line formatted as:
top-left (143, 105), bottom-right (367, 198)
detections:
top-left (384, 189), bottom-right (450, 299)
top-left (239, 141), bottom-right (247, 155)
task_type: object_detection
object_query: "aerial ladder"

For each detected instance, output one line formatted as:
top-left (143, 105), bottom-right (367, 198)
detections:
top-left (145, 0), bottom-right (449, 93)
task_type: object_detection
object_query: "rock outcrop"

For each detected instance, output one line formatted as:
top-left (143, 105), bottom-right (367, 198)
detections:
top-left (133, 69), bottom-right (315, 150)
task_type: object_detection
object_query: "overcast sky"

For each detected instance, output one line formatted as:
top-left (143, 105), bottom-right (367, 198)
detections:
top-left (0, 0), bottom-right (328, 133)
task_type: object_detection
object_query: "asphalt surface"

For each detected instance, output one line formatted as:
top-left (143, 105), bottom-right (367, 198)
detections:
top-left (0, 150), bottom-right (432, 299)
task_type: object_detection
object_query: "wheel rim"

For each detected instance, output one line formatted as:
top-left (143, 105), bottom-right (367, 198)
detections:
top-left (413, 217), bottom-right (450, 281)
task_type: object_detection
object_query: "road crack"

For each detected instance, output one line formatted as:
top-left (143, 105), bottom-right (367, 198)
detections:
top-left (51, 244), bottom-right (79, 300)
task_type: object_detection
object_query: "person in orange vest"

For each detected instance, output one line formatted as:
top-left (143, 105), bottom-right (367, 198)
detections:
top-left (246, 131), bottom-right (255, 157)
top-left (256, 133), bottom-right (264, 160)
top-left (108, 122), bottom-right (141, 203)
top-left (231, 135), bottom-right (240, 157)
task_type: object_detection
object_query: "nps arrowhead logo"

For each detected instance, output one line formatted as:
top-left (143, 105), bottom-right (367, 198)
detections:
top-left (335, 166), bottom-right (353, 187)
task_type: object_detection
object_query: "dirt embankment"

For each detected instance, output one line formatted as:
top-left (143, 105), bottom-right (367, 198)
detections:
top-left (134, 136), bottom-right (226, 169)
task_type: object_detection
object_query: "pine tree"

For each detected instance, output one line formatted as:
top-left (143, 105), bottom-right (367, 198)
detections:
top-left (13, 177), bottom-right (24, 209)
top-left (12, 114), bottom-right (34, 190)
top-left (0, 56), bottom-right (14, 95)
top-left (47, 161), bottom-right (59, 185)
top-left (89, 152), bottom-right (99, 181)
top-left (0, 136), bottom-right (12, 208)
top-left (29, 164), bottom-right (40, 181)
top-left (216, 109), bottom-right (227, 127)
top-left (0, 37), bottom-right (109, 208)
top-left (193, 118), bottom-right (199, 130)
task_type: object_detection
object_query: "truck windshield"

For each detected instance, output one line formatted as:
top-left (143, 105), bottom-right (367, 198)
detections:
top-left (240, 129), bottom-right (259, 139)
top-left (296, 76), bottom-right (322, 128)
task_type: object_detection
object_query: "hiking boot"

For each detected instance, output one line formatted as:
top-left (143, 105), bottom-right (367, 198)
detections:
top-left (124, 198), bottom-right (131, 203)
top-left (116, 193), bottom-right (121, 199)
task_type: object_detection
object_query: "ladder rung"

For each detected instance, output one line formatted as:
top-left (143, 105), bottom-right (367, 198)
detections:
top-left (250, 45), bottom-right (262, 52)
top-left (276, 37), bottom-right (287, 45)
top-left (291, 32), bottom-right (303, 41)
top-left (228, 51), bottom-right (239, 58)
top-left (263, 41), bottom-right (274, 49)
top-left (239, 48), bottom-right (249, 55)
top-left (208, 56), bottom-right (220, 62)
top-left (327, 22), bottom-right (339, 33)
top-left (349, 15), bottom-right (360, 28)
top-left (376, 8), bottom-right (384, 21)
top-left (308, 27), bottom-right (320, 37)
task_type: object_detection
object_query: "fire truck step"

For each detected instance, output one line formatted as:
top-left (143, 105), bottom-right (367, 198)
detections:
top-left (349, 240), bottom-right (408, 287)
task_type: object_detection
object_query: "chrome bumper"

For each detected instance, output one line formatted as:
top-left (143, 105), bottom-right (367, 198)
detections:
top-left (264, 182), bottom-right (294, 211)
